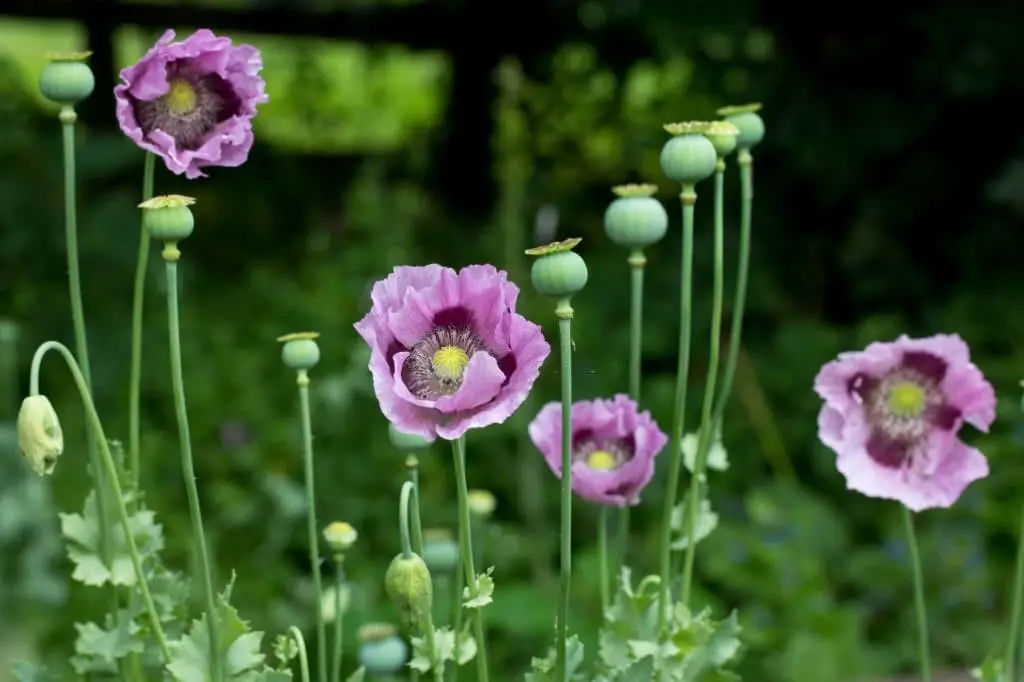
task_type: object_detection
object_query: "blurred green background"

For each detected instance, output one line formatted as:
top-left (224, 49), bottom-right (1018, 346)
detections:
top-left (2, 0), bottom-right (1024, 680)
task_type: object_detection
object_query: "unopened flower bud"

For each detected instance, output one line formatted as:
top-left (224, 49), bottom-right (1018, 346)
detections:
top-left (384, 552), bottom-right (433, 628)
top-left (357, 623), bottom-right (408, 675)
top-left (140, 194), bottom-right (195, 242)
top-left (604, 184), bottom-right (669, 249)
top-left (717, 103), bottom-right (765, 150)
top-left (277, 332), bottom-right (321, 371)
top-left (468, 489), bottom-right (496, 517)
top-left (322, 521), bottom-right (357, 553)
top-left (40, 52), bottom-right (95, 105)
top-left (388, 422), bottom-right (433, 451)
top-left (17, 395), bottom-right (63, 476)
top-left (660, 122), bottom-right (718, 184)
top-left (422, 528), bottom-right (459, 573)
top-left (526, 238), bottom-right (589, 299)
top-left (702, 120), bottom-right (740, 158)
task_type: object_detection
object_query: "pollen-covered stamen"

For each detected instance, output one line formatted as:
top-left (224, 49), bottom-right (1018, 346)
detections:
top-left (132, 65), bottom-right (241, 149)
top-left (573, 437), bottom-right (632, 471)
top-left (402, 326), bottom-right (488, 400)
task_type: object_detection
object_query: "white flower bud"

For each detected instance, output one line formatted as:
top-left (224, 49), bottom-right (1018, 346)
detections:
top-left (17, 395), bottom-right (63, 476)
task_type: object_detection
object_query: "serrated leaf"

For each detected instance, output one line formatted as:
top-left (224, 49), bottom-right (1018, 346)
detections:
top-left (615, 657), bottom-right (655, 682)
top-left (166, 580), bottom-right (268, 681)
top-left (524, 635), bottom-right (585, 682)
top-left (345, 668), bottom-right (366, 682)
top-left (670, 496), bottom-right (719, 550)
top-left (249, 668), bottom-right (293, 681)
top-left (59, 491), bottom-right (164, 587)
top-left (463, 566), bottom-right (495, 608)
top-left (70, 610), bottom-right (145, 674)
top-left (410, 623), bottom-right (477, 673)
top-left (10, 662), bottom-right (58, 682)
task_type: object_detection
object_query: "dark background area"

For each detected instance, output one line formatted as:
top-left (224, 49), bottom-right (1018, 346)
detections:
top-left (2, 0), bottom-right (1024, 680)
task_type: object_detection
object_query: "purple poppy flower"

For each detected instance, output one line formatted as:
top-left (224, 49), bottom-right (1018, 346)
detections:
top-left (814, 334), bottom-right (996, 511)
top-left (114, 29), bottom-right (268, 179)
top-left (528, 394), bottom-right (669, 506)
top-left (354, 264), bottom-right (550, 441)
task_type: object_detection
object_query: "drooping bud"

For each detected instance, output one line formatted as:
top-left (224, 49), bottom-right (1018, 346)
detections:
top-left (322, 521), bottom-right (358, 554)
top-left (526, 237), bottom-right (589, 299)
top-left (660, 122), bottom-right (718, 184)
top-left (422, 528), bottom-right (460, 574)
top-left (468, 489), bottom-right (497, 518)
top-left (384, 552), bottom-right (433, 628)
top-left (17, 395), bottom-right (63, 476)
top-left (277, 331), bottom-right (321, 371)
top-left (39, 52), bottom-right (95, 106)
top-left (357, 623), bottom-right (408, 675)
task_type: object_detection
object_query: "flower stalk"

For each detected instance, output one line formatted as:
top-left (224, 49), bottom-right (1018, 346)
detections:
top-left (451, 436), bottom-right (490, 682)
top-left (128, 152), bottom-right (156, 485)
top-left (902, 507), bottom-right (932, 682)
top-left (555, 297), bottom-right (574, 680)
top-left (1005, 381), bottom-right (1024, 681)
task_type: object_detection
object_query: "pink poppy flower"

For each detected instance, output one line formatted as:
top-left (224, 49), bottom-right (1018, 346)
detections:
top-left (528, 394), bottom-right (669, 506)
top-left (354, 264), bottom-right (550, 441)
top-left (115, 29), bottom-right (268, 179)
top-left (814, 333), bottom-right (996, 511)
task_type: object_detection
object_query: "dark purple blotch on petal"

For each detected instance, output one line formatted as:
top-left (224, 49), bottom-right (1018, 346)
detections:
top-left (433, 306), bottom-right (473, 329)
top-left (847, 372), bottom-right (878, 402)
top-left (902, 351), bottom-right (948, 382)
top-left (928, 404), bottom-right (961, 430)
top-left (866, 432), bottom-right (909, 468)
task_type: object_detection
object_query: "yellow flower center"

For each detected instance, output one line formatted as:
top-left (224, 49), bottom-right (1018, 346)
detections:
top-left (165, 78), bottom-right (198, 115)
top-left (432, 346), bottom-right (469, 383)
top-left (886, 380), bottom-right (926, 417)
top-left (586, 450), bottom-right (617, 471)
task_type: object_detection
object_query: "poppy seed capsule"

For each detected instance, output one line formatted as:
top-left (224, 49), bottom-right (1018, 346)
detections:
top-left (703, 121), bottom-right (740, 158)
top-left (660, 123), bottom-right (718, 184)
top-left (384, 552), bottom-right (433, 629)
top-left (604, 184), bottom-right (669, 249)
top-left (526, 238), bottom-right (588, 299)
top-left (140, 194), bottom-right (195, 242)
top-left (388, 422), bottom-right (433, 451)
top-left (40, 53), bottom-right (95, 105)
top-left (422, 529), bottom-right (459, 573)
top-left (322, 521), bottom-right (357, 553)
top-left (357, 623), bottom-right (408, 674)
top-left (717, 103), bottom-right (765, 150)
top-left (277, 332), bottom-right (321, 371)
top-left (18, 395), bottom-right (63, 476)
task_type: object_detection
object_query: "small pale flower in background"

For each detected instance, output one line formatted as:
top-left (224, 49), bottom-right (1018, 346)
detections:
top-left (468, 489), bottom-right (496, 517)
top-left (115, 28), bottom-right (268, 178)
top-left (528, 394), bottom-right (669, 506)
top-left (354, 264), bottom-right (550, 441)
top-left (322, 521), bottom-right (358, 553)
top-left (814, 333), bottom-right (996, 511)
top-left (320, 583), bottom-right (351, 624)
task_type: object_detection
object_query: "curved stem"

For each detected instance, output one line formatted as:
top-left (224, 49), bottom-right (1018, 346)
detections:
top-left (128, 152), bottom-right (156, 485)
top-left (29, 340), bottom-right (171, 662)
top-left (598, 506), bottom-right (610, 615)
top-left (710, 149), bottom-right (754, 430)
top-left (297, 370), bottom-right (328, 682)
top-left (1007, 506), bottom-right (1024, 681)
top-left (409, 465), bottom-right (425, 559)
top-left (330, 560), bottom-right (345, 682)
top-left (680, 162), bottom-right (727, 605)
top-left (163, 255), bottom-right (221, 682)
top-left (399, 480), bottom-right (414, 558)
top-left (658, 184), bottom-right (696, 630)
top-left (902, 506), bottom-right (932, 682)
top-left (451, 436), bottom-right (489, 682)
top-left (290, 626), bottom-right (312, 682)
top-left (555, 302), bottom-right (574, 682)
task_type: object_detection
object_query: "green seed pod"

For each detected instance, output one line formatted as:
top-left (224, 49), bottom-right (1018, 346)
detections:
top-left (277, 332), bottom-right (321, 371)
top-left (603, 184), bottom-right (668, 249)
top-left (421, 528), bottom-right (459, 573)
top-left (717, 103), bottom-right (765, 150)
top-left (139, 194), bottom-right (195, 242)
top-left (39, 52), bottom-right (95, 105)
top-left (322, 521), bottom-right (358, 554)
top-left (703, 121), bottom-right (740, 158)
top-left (526, 238), bottom-right (588, 298)
top-left (357, 623), bottom-right (408, 675)
top-left (388, 422), bottom-right (433, 450)
top-left (660, 122), bottom-right (718, 184)
top-left (17, 395), bottom-right (63, 476)
top-left (384, 552), bottom-right (433, 629)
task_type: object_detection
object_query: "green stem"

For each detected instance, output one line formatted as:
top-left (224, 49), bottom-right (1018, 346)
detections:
top-left (163, 253), bottom-right (221, 682)
top-left (59, 105), bottom-right (115, 618)
top-left (330, 560), bottom-right (346, 682)
top-left (290, 626), bottom-right (312, 682)
top-left (1007, 505), bottom-right (1024, 680)
top-left (658, 184), bottom-right (696, 630)
top-left (555, 301), bottom-right (574, 682)
top-left (598, 506), bottom-right (610, 615)
top-left (617, 251), bottom-right (646, 576)
top-left (29, 340), bottom-right (171, 663)
top-left (297, 370), bottom-right (328, 682)
top-left (710, 149), bottom-right (754, 431)
top-left (680, 162), bottom-right (727, 606)
top-left (451, 436), bottom-right (489, 682)
top-left (405, 474), bottom-right (443, 682)
top-left (399, 481), bottom-right (414, 558)
top-left (128, 152), bottom-right (156, 486)
top-left (410, 465), bottom-right (425, 557)
top-left (451, 551), bottom-right (464, 682)
top-left (902, 506), bottom-right (932, 682)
